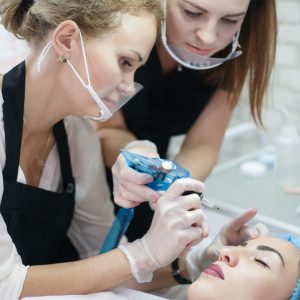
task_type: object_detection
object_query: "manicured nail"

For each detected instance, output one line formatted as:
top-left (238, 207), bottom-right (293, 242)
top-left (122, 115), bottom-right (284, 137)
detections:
top-left (144, 175), bottom-right (153, 183)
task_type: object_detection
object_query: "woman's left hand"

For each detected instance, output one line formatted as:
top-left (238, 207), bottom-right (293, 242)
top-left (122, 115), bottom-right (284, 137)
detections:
top-left (112, 140), bottom-right (160, 208)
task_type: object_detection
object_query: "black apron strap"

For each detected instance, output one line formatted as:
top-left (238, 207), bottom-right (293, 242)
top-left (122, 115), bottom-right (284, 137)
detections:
top-left (53, 121), bottom-right (75, 191)
top-left (2, 62), bottom-right (26, 181)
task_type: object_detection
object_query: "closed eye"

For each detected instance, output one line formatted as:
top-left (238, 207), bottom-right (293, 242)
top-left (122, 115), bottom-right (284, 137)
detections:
top-left (255, 258), bottom-right (270, 269)
top-left (120, 58), bottom-right (133, 67)
top-left (184, 9), bottom-right (203, 18)
top-left (222, 18), bottom-right (239, 25)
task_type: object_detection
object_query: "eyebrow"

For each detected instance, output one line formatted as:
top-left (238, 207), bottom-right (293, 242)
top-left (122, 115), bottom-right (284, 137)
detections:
top-left (257, 245), bottom-right (285, 267)
top-left (182, 0), bottom-right (247, 18)
top-left (129, 50), bottom-right (143, 62)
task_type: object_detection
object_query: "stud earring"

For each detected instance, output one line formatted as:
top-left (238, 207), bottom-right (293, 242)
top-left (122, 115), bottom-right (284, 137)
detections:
top-left (58, 55), bottom-right (67, 63)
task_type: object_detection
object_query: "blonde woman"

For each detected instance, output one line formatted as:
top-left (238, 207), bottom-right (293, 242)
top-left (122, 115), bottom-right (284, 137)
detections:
top-left (0, 0), bottom-right (209, 298)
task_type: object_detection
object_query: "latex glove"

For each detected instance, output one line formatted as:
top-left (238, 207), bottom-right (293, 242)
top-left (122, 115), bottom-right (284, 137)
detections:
top-left (112, 140), bottom-right (161, 208)
top-left (186, 208), bottom-right (269, 281)
top-left (119, 178), bottom-right (208, 283)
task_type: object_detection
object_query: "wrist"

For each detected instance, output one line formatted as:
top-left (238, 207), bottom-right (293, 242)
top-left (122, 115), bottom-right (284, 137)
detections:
top-left (124, 140), bottom-right (158, 156)
top-left (118, 238), bottom-right (159, 283)
top-left (171, 257), bottom-right (192, 285)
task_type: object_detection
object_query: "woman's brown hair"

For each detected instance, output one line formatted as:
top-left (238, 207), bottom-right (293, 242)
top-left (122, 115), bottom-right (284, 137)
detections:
top-left (0, 0), bottom-right (163, 47)
top-left (203, 0), bottom-right (277, 126)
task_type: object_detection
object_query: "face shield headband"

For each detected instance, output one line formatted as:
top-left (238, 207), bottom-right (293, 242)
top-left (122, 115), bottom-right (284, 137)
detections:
top-left (37, 31), bottom-right (143, 122)
top-left (160, 0), bottom-right (243, 70)
top-left (276, 234), bottom-right (300, 300)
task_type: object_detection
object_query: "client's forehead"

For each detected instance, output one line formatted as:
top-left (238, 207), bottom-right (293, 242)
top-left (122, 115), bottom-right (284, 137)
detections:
top-left (247, 237), bottom-right (299, 270)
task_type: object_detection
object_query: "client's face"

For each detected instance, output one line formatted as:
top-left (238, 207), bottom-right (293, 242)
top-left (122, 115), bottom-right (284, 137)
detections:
top-left (188, 236), bottom-right (300, 300)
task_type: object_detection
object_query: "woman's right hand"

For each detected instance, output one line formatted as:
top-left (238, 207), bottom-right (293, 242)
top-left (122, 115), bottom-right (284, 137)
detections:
top-left (119, 178), bottom-right (208, 283)
top-left (112, 141), bottom-right (161, 208)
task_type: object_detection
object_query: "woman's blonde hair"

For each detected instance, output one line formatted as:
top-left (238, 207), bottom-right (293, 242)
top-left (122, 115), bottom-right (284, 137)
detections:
top-left (202, 0), bottom-right (277, 126)
top-left (0, 0), bottom-right (163, 47)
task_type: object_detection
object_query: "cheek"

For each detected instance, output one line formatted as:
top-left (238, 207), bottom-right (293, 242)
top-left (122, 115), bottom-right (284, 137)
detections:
top-left (216, 28), bottom-right (238, 50)
top-left (188, 277), bottom-right (227, 300)
top-left (232, 273), bottom-right (279, 300)
top-left (88, 55), bottom-right (120, 91)
top-left (167, 9), bottom-right (191, 43)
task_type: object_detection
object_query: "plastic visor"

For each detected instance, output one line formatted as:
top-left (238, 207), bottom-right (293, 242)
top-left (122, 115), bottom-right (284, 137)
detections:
top-left (67, 57), bottom-right (143, 121)
top-left (161, 0), bottom-right (243, 70)
top-left (68, 32), bottom-right (143, 122)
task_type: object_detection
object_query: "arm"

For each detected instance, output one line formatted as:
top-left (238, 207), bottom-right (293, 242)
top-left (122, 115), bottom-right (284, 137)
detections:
top-left (0, 85), bottom-right (28, 300)
top-left (21, 249), bottom-right (132, 297)
top-left (91, 112), bottom-right (137, 168)
top-left (22, 178), bottom-right (207, 297)
top-left (121, 265), bottom-right (177, 292)
top-left (175, 89), bottom-right (233, 180)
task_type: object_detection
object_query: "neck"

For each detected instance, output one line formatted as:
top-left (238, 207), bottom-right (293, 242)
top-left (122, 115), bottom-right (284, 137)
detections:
top-left (23, 58), bottom-right (69, 133)
top-left (156, 41), bottom-right (180, 75)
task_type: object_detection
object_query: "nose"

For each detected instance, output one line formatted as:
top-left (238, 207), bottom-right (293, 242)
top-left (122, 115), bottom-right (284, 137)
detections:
top-left (118, 80), bottom-right (135, 96)
top-left (195, 22), bottom-right (218, 46)
top-left (219, 246), bottom-right (239, 267)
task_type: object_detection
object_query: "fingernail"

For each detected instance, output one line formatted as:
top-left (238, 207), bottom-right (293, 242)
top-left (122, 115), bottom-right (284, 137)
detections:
top-left (150, 193), bottom-right (159, 202)
top-left (144, 175), bottom-right (153, 183)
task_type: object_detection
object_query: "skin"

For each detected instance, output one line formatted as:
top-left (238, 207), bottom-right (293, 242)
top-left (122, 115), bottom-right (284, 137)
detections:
top-left (94, 0), bottom-right (252, 206)
top-left (188, 236), bottom-right (300, 300)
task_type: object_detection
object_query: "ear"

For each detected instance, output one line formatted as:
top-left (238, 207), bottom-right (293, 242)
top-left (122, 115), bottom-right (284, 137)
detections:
top-left (51, 20), bottom-right (80, 59)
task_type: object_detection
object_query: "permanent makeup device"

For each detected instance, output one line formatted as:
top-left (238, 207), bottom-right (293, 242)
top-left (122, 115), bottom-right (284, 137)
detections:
top-left (99, 149), bottom-right (218, 254)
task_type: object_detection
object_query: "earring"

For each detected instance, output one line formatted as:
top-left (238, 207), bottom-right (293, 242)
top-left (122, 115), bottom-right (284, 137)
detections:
top-left (58, 55), bottom-right (67, 63)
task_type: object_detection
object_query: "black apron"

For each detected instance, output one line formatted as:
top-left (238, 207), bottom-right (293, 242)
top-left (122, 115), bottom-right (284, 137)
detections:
top-left (0, 62), bottom-right (79, 265)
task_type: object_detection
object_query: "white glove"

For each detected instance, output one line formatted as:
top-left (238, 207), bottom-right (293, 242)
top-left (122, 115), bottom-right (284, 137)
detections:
top-left (119, 178), bottom-right (208, 283)
top-left (112, 140), bottom-right (161, 208)
top-left (186, 208), bottom-right (269, 281)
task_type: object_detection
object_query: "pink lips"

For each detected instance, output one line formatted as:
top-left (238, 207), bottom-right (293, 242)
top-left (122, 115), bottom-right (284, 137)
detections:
top-left (203, 264), bottom-right (225, 280)
top-left (186, 43), bottom-right (213, 56)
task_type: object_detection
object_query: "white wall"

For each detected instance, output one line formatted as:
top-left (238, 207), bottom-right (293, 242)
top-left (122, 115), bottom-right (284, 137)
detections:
top-left (232, 0), bottom-right (300, 134)
top-left (271, 0), bottom-right (300, 127)
top-left (0, 26), bottom-right (28, 74)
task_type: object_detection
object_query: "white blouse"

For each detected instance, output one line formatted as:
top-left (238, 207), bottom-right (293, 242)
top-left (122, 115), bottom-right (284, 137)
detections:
top-left (0, 91), bottom-right (115, 299)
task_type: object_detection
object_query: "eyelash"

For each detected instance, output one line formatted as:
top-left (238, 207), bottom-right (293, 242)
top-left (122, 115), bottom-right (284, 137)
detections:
top-left (184, 9), bottom-right (203, 18)
top-left (120, 58), bottom-right (133, 68)
top-left (222, 18), bottom-right (238, 25)
top-left (184, 9), bottom-right (238, 25)
top-left (255, 258), bottom-right (270, 269)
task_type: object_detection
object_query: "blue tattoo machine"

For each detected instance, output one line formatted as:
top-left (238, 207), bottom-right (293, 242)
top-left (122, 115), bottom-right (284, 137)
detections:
top-left (99, 149), bottom-right (218, 254)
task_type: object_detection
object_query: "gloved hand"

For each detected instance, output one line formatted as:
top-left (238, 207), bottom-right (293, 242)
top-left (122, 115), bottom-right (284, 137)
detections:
top-left (119, 178), bottom-right (208, 283)
top-left (112, 140), bottom-right (161, 208)
top-left (186, 208), bottom-right (269, 281)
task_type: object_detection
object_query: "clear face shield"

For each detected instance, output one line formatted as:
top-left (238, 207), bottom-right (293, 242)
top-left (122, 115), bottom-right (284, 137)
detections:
top-left (37, 31), bottom-right (143, 122)
top-left (161, 0), bottom-right (243, 70)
